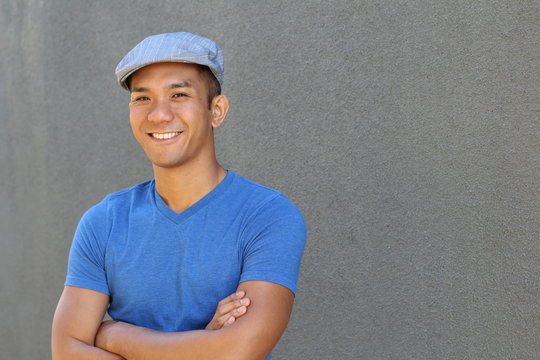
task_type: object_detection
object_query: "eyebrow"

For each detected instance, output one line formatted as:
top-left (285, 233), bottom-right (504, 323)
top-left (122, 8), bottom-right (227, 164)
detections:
top-left (170, 81), bottom-right (192, 89)
top-left (131, 81), bottom-right (193, 93)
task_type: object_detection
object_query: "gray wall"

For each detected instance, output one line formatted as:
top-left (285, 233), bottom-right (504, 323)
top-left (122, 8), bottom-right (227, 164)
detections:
top-left (1, 1), bottom-right (538, 359)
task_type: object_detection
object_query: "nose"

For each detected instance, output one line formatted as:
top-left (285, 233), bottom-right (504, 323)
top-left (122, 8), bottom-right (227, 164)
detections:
top-left (148, 99), bottom-right (174, 123)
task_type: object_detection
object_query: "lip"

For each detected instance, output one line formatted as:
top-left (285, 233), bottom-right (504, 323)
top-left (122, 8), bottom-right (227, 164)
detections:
top-left (147, 131), bottom-right (183, 143)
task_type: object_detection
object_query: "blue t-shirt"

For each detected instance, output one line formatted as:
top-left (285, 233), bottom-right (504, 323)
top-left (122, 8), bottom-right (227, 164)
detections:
top-left (65, 170), bottom-right (306, 335)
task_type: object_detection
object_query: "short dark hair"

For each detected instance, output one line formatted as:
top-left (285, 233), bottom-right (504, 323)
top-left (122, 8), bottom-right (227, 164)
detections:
top-left (197, 65), bottom-right (221, 109)
top-left (126, 64), bottom-right (221, 109)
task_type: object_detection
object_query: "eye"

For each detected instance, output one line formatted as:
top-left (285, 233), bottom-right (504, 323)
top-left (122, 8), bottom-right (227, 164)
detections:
top-left (172, 93), bottom-right (187, 99)
top-left (131, 96), bottom-right (150, 102)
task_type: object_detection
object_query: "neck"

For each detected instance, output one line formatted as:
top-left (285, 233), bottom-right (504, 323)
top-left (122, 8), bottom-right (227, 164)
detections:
top-left (153, 159), bottom-right (227, 214)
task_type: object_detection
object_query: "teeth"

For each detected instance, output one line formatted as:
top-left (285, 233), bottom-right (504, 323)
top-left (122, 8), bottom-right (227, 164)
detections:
top-left (152, 132), bottom-right (181, 140)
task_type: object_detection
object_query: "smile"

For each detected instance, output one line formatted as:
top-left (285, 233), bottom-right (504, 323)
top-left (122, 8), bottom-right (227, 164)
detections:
top-left (150, 132), bottom-right (182, 140)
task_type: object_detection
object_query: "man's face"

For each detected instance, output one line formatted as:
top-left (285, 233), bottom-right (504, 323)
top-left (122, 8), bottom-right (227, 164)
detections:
top-left (128, 62), bottom-right (220, 169)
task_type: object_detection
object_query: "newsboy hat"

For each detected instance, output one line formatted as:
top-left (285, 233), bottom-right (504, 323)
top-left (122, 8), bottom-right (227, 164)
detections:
top-left (115, 32), bottom-right (224, 90)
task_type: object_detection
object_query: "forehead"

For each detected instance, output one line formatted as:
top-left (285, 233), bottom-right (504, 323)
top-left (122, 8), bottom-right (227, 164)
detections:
top-left (129, 62), bottom-right (202, 89)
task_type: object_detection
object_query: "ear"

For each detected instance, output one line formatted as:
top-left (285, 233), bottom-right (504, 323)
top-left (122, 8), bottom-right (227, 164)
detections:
top-left (210, 94), bottom-right (229, 128)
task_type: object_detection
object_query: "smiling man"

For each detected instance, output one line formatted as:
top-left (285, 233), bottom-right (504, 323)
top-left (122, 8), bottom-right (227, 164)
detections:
top-left (51, 32), bottom-right (306, 360)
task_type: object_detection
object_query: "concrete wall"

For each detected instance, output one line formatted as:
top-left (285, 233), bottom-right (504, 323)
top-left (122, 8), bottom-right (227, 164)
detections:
top-left (1, 1), bottom-right (538, 359)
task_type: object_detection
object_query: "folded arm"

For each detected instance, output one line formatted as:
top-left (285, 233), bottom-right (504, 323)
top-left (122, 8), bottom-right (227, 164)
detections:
top-left (96, 280), bottom-right (294, 360)
top-left (52, 286), bottom-right (252, 360)
top-left (51, 286), bottom-right (125, 360)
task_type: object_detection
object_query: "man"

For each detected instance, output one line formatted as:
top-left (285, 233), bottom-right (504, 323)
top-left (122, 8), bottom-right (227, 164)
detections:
top-left (51, 32), bottom-right (306, 360)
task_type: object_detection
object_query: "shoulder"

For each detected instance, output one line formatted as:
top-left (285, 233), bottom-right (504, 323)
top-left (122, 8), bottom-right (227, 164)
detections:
top-left (80, 180), bottom-right (154, 224)
top-left (233, 173), bottom-right (307, 293)
top-left (228, 171), bottom-right (306, 233)
top-left (229, 171), bottom-right (281, 197)
top-left (103, 180), bottom-right (154, 205)
top-left (229, 171), bottom-right (303, 217)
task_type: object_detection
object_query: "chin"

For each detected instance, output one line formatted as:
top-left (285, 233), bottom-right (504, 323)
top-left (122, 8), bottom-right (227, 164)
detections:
top-left (144, 151), bottom-right (187, 168)
top-left (151, 160), bottom-right (186, 169)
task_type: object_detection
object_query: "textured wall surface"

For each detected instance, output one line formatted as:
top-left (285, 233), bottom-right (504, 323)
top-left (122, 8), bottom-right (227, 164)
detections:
top-left (1, 1), bottom-right (538, 359)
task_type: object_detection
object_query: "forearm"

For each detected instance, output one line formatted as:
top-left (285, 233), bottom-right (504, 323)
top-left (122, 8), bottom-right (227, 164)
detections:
top-left (96, 282), bottom-right (292, 360)
top-left (52, 336), bottom-right (125, 360)
top-left (98, 322), bottom-right (251, 360)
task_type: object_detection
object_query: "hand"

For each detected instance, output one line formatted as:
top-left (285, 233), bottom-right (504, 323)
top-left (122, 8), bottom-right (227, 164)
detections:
top-left (205, 291), bottom-right (251, 330)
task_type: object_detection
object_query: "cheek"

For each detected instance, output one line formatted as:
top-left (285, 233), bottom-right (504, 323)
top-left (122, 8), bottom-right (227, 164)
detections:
top-left (129, 116), bottom-right (146, 143)
top-left (129, 110), bottom-right (145, 128)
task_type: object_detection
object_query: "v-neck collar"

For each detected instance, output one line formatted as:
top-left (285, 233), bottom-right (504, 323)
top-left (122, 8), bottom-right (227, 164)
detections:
top-left (152, 170), bottom-right (235, 224)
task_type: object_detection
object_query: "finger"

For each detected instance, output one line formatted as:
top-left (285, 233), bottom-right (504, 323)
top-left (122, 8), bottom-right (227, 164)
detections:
top-left (217, 305), bottom-right (247, 326)
top-left (208, 305), bottom-right (249, 330)
top-left (207, 293), bottom-right (249, 330)
top-left (217, 290), bottom-right (245, 306)
top-left (224, 305), bottom-right (248, 321)
top-left (223, 315), bottom-right (236, 327)
top-left (217, 313), bottom-right (233, 327)
top-left (216, 297), bottom-right (250, 317)
top-left (220, 306), bottom-right (248, 328)
top-left (233, 305), bottom-right (247, 317)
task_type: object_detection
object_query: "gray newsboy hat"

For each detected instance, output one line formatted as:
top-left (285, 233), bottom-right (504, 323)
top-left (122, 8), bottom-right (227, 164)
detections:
top-left (115, 32), bottom-right (224, 90)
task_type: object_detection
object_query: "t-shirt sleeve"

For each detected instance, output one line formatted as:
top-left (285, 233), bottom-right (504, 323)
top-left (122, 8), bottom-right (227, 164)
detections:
top-left (240, 194), bottom-right (307, 294)
top-left (65, 199), bottom-right (110, 295)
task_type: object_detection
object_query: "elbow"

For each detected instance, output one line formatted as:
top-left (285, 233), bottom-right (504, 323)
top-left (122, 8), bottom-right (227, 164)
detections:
top-left (51, 326), bottom-right (80, 360)
top-left (51, 333), bottom-right (95, 360)
top-left (51, 336), bottom-right (76, 360)
top-left (51, 340), bottom-right (69, 360)
top-left (51, 331), bottom-right (67, 360)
